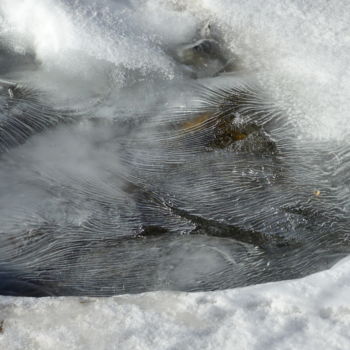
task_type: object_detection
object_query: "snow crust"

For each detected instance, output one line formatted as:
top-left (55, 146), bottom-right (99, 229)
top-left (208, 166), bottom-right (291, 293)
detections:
top-left (1, 257), bottom-right (349, 350)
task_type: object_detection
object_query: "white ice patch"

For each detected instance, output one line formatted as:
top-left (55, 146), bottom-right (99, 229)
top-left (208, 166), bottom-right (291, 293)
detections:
top-left (178, 0), bottom-right (350, 141)
top-left (0, 0), bottom-right (200, 94)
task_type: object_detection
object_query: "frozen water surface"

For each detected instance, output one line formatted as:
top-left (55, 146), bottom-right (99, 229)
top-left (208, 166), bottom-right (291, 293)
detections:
top-left (0, 0), bottom-right (349, 297)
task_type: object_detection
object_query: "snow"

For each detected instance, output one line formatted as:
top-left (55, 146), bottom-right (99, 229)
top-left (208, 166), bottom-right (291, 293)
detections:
top-left (0, 257), bottom-right (349, 350)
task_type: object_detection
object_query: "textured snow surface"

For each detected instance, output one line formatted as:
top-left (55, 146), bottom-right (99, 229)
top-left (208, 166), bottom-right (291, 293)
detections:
top-left (0, 257), bottom-right (349, 350)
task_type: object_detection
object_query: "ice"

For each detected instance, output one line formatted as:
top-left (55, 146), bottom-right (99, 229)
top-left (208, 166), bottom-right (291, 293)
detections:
top-left (0, 0), bottom-right (200, 94)
top-left (0, 0), bottom-right (348, 289)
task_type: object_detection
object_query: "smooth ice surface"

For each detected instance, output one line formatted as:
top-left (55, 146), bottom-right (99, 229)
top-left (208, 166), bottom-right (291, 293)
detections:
top-left (0, 257), bottom-right (350, 350)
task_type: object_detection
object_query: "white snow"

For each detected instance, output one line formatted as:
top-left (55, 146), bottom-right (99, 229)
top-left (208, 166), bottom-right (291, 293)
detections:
top-left (0, 257), bottom-right (350, 350)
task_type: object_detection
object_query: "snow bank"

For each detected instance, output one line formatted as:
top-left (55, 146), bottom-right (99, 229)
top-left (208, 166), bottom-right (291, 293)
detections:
top-left (0, 257), bottom-right (349, 350)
